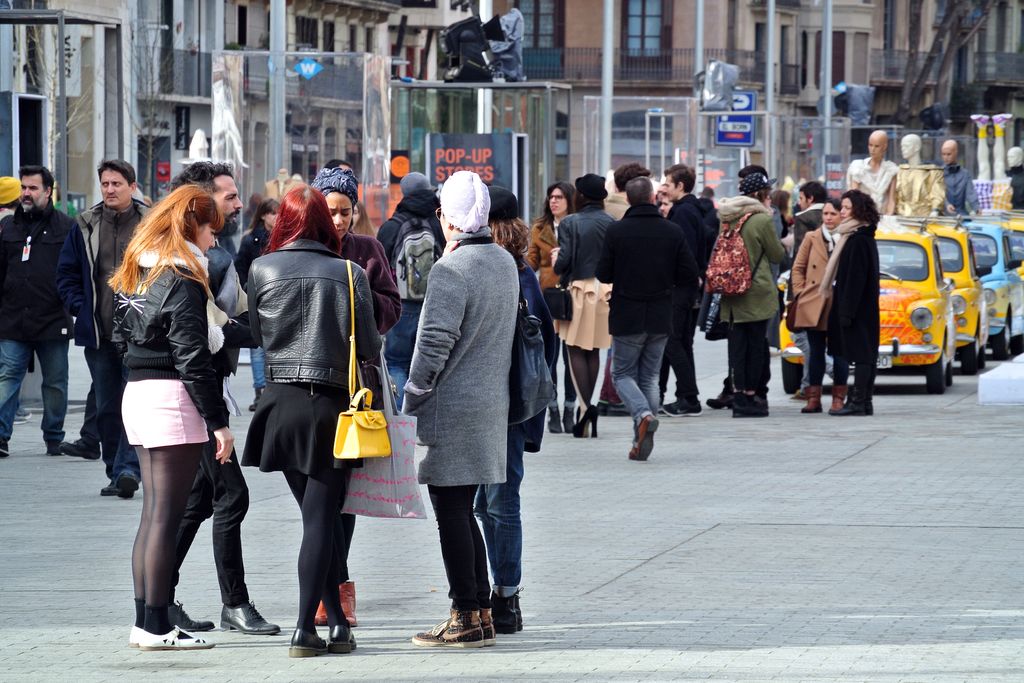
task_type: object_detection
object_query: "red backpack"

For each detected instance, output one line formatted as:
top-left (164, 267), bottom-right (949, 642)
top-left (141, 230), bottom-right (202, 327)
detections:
top-left (705, 213), bottom-right (759, 296)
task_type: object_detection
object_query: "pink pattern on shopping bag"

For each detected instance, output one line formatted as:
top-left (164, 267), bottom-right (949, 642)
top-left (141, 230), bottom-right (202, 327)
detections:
top-left (341, 417), bottom-right (427, 519)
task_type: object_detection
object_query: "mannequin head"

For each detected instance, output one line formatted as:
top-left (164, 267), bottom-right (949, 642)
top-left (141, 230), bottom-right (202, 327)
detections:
top-left (940, 140), bottom-right (959, 166)
top-left (867, 130), bottom-right (889, 162)
top-left (900, 134), bottom-right (923, 164)
top-left (1009, 146), bottom-right (1024, 169)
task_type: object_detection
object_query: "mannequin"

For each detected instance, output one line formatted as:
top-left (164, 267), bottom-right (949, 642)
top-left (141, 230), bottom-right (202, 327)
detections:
top-left (847, 129), bottom-right (898, 214)
top-left (893, 134), bottom-right (946, 217)
top-left (1008, 146), bottom-right (1024, 210)
top-left (971, 113), bottom-right (1015, 210)
top-left (264, 168), bottom-right (292, 200)
top-left (941, 139), bottom-right (977, 216)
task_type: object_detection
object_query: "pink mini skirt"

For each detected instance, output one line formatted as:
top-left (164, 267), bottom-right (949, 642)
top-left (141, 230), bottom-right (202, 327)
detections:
top-left (122, 380), bottom-right (210, 448)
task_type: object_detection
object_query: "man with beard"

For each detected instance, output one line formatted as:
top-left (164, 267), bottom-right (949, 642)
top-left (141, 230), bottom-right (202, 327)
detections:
top-left (164, 162), bottom-right (280, 636)
top-left (0, 166), bottom-right (75, 458)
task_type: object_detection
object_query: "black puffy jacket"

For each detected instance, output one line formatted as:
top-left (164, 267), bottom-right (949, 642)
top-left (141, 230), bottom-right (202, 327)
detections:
top-left (247, 239), bottom-right (381, 388)
top-left (113, 266), bottom-right (229, 431)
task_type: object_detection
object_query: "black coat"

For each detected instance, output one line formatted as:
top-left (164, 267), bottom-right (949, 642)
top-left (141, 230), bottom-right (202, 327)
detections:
top-left (234, 225), bottom-right (270, 291)
top-left (0, 202), bottom-right (75, 341)
top-left (113, 267), bottom-right (230, 432)
top-left (596, 204), bottom-right (700, 336)
top-left (667, 194), bottom-right (708, 273)
top-left (554, 204), bottom-right (614, 281)
top-left (830, 225), bottom-right (880, 364)
top-left (1009, 166), bottom-right (1024, 210)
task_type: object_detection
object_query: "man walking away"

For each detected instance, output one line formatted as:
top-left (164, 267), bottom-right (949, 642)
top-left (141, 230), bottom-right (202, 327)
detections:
top-left (56, 160), bottom-right (145, 496)
top-left (660, 163), bottom-right (708, 416)
top-left (377, 172), bottom-right (444, 405)
top-left (0, 166), bottom-right (75, 459)
top-left (597, 176), bottom-right (698, 461)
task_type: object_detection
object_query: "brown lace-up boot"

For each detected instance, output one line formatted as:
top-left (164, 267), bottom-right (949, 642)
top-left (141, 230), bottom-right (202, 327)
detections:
top-left (828, 386), bottom-right (848, 415)
top-left (412, 609), bottom-right (485, 648)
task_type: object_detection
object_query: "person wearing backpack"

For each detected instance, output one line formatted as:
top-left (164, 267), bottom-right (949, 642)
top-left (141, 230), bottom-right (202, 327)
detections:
top-left (377, 172), bottom-right (445, 405)
top-left (710, 173), bottom-right (786, 417)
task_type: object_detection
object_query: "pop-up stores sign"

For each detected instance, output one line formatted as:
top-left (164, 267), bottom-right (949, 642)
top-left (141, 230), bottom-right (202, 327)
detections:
top-left (426, 132), bottom-right (516, 188)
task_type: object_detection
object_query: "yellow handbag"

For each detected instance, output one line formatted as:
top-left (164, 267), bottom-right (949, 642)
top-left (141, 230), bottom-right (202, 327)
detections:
top-left (333, 260), bottom-right (392, 459)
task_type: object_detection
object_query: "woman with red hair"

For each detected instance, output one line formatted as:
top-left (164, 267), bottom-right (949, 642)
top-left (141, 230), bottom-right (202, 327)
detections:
top-left (242, 184), bottom-right (381, 658)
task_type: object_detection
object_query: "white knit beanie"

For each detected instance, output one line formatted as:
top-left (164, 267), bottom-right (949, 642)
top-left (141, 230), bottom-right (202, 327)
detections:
top-left (439, 170), bottom-right (490, 233)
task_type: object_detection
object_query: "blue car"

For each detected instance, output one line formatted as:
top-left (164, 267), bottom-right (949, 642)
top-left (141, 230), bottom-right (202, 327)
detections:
top-left (967, 221), bottom-right (1024, 359)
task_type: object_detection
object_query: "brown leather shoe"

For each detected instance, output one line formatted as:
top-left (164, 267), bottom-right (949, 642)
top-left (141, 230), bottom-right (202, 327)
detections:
top-left (828, 385), bottom-right (848, 415)
top-left (314, 601), bottom-right (328, 627)
top-left (801, 385), bottom-right (823, 413)
top-left (630, 414), bottom-right (659, 461)
top-left (340, 581), bottom-right (357, 627)
top-left (412, 609), bottom-right (485, 648)
top-left (479, 608), bottom-right (496, 646)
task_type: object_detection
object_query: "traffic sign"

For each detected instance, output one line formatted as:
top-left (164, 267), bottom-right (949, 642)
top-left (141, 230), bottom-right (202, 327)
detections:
top-left (716, 90), bottom-right (756, 147)
top-left (294, 58), bottom-right (324, 80)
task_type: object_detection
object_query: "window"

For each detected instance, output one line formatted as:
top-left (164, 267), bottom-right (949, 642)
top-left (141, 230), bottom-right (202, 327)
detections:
top-left (238, 6), bottom-right (248, 46)
top-left (623, 0), bottom-right (665, 52)
top-left (323, 21), bottom-right (335, 51)
top-left (1008, 234), bottom-right (1024, 262)
top-left (366, 26), bottom-right (375, 53)
top-left (877, 241), bottom-right (930, 282)
top-left (349, 24), bottom-right (358, 51)
top-left (970, 234), bottom-right (998, 269)
top-left (814, 30), bottom-right (845, 88)
top-left (883, 0), bottom-right (895, 50)
top-left (517, 0), bottom-right (564, 49)
top-left (937, 237), bottom-right (964, 274)
top-left (296, 16), bottom-right (318, 49)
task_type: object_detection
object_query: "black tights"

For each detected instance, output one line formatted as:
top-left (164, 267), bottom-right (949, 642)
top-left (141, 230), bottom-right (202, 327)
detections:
top-left (285, 469), bottom-right (348, 632)
top-left (567, 346), bottom-right (600, 409)
top-left (132, 444), bottom-right (204, 634)
top-left (332, 511), bottom-right (355, 583)
top-left (428, 484), bottom-right (491, 611)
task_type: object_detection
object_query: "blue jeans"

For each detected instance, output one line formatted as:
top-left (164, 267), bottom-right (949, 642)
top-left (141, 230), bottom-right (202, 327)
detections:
top-left (385, 301), bottom-right (421, 407)
top-left (0, 339), bottom-right (69, 443)
top-left (473, 426), bottom-right (526, 595)
top-left (611, 333), bottom-right (668, 425)
top-left (84, 339), bottom-right (139, 482)
top-left (250, 346), bottom-right (266, 389)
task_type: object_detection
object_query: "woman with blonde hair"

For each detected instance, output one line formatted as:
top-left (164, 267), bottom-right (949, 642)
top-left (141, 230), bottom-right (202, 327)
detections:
top-left (110, 185), bottom-right (233, 651)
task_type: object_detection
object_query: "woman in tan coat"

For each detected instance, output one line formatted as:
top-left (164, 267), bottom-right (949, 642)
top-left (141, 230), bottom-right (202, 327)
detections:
top-left (527, 181), bottom-right (577, 433)
top-left (789, 198), bottom-right (849, 413)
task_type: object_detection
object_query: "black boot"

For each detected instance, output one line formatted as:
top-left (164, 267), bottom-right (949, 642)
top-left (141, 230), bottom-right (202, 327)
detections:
top-left (289, 628), bottom-right (327, 658)
top-left (562, 406), bottom-right (574, 433)
top-left (547, 407), bottom-right (563, 434)
top-left (328, 623), bottom-right (356, 654)
top-left (706, 378), bottom-right (735, 410)
top-left (832, 387), bottom-right (867, 416)
top-left (490, 592), bottom-right (518, 635)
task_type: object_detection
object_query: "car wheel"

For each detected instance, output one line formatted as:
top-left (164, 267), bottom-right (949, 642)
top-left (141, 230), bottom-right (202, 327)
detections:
top-left (959, 338), bottom-right (979, 375)
top-left (1011, 311), bottom-right (1024, 356)
top-left (925, 351), bottom-right (947, 394)
top-left (991, 323), bottom-right (1010, 361)
top-left (945, 353), bottom-right (954, 386)
top-left (781, 359), bottom-right (802, 395)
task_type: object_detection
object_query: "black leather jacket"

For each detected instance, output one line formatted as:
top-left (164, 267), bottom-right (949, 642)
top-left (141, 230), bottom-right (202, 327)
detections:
top-left (553, 204), bottom-right (614, 281)
top-left (113, 267), bottom-right (229, 431)
top-left (247, 239), bottom-right (381, 388)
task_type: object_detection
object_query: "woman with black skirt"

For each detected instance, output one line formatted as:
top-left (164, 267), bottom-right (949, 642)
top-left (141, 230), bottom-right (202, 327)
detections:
top-left (242, 184), bottom-right (381, 657)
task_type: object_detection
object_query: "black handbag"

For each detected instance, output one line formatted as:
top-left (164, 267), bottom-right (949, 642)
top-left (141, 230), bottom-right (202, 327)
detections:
top-left (698, 291), bottom-right (729, 341)
top-left (542, 285), bottom-right (573, 321)
top-left (508, 289), bottom-right (556, 425)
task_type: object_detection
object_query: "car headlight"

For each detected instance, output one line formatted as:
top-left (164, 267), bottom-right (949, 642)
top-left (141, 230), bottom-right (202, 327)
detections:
top-left (951, 295), bottom-right (967, 315)
top-left (984, 289), bottom-right (996, 304)
top-left (911, 307), bottom-right (933, 330)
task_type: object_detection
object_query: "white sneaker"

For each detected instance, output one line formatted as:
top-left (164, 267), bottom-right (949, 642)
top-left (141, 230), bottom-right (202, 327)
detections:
top-left (129, 625), bottom-right (145, 648)
top-left (137, 626), bottom-right (214, 651)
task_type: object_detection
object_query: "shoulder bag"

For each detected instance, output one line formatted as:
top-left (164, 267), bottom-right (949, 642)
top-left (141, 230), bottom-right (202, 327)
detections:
top-left (334, 260), bottom-right (392, 460)
top-left (509, 284), bottom-right (557, 424)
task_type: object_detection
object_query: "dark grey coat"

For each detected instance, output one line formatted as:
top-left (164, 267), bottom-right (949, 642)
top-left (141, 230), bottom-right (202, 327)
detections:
top-left (403, 228), bottom-right (519, 486)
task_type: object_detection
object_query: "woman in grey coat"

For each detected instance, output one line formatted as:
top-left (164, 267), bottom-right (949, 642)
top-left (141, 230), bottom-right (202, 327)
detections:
top-left (403, 171), bottom-right (519, 649)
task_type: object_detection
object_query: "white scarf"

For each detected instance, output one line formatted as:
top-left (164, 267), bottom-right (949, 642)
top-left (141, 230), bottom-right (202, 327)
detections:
top-left (821, 225), bottom-right (839, 253)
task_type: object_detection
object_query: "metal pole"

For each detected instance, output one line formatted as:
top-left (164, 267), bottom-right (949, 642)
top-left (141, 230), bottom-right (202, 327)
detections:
top-left (645, 111), bottom-right (652, 172)
top-left (694, 0), bottom-right (704, 80)
top-left (822, 0), bottom-right (833, 164)
top-left (660, 115), bottom-right (666, 175)
top-left (600, 0), bottom-right (614, 173)
top-left (765, 0), bottom-right (776, 180)
top-left (116, 24), bottom-right (125, 159)
top-left (56, 11), bottom-right (68, 204)
top-left (270, 0), bottom-right (286, 175)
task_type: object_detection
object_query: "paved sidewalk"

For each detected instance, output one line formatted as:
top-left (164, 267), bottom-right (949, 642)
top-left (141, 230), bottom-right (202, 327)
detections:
top-left (1, 342), bottom-right (1023, 681)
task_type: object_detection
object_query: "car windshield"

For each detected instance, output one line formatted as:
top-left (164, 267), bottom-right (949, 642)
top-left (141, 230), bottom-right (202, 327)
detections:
top-left (937, 237), bottom-right (964, 273)
top-left (1009, 234), bottom-right (1024, 262)
top-left (877, 240), bottom-right (930, 281)
top-left (970, 234), bottom-right (999, 268)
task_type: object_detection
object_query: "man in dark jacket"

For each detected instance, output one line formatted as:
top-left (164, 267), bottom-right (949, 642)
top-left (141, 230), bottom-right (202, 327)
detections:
top-left (597, 176), bottom-right (699, 462)
top-left (659, 163), bottom-right (706, 416)
top-left (164, 162), bottom-right (279, 637)
top-left (0, 166), bottom-right (75, 458)
top-left (376, 172), bottom-right (444, 405)
top-left (56, 160), bottom-right (145, 495)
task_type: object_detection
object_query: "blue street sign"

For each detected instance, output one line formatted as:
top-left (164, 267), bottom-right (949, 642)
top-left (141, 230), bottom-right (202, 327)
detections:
top-left (294, 58), bottom-right (324, 80)
top-left (716, 90), bottom-right (756, 147)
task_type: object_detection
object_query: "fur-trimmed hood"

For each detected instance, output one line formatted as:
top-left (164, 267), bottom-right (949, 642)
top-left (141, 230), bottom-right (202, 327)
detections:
top-left (717, 195), bottom-right (772, 224)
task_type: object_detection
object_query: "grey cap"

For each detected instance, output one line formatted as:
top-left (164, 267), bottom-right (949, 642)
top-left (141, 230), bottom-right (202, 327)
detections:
top-left (400, 172), bottom-right (433, 196)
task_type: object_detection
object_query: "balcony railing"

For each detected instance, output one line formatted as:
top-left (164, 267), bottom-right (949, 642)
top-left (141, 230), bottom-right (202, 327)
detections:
top-left (243, 57), bottom-right (364, 102)
top-left (975, 52), bottom-right (1024, 85)
top-left (750, 0), bottom-right (802, 8)
top-left (523, 47), bottom-right (799, 93)
top-left (870, 49), bottom-right (940, 84)
top-left (136, 48), bottom-right (212, 99)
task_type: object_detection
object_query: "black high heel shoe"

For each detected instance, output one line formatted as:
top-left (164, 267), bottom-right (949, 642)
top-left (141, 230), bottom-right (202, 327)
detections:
top-left (571, 406), bottom-right (598, 438)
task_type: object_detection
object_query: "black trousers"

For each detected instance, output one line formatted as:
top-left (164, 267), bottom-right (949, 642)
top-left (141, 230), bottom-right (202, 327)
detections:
top-left (428, 484), bottom-right (491, 612)
top-left (660, 295), bottom-right (699, 404)
top-left (172, 437), bottom-right (251, 607)
top-left (727, 319), bottom-right (771, 393)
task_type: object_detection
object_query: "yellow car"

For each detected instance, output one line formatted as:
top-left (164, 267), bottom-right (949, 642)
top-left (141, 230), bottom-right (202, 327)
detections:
top-left (1000, 211), bottom-right (1024, 279)
top-left (923, 220), bottom-right (988, 375)
top-left (779, 222), bottom-right (956, 394)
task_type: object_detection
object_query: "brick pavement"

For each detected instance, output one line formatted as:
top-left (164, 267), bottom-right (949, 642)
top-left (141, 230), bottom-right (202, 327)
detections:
top-left (1, 341), bottom-right (1023, 681)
